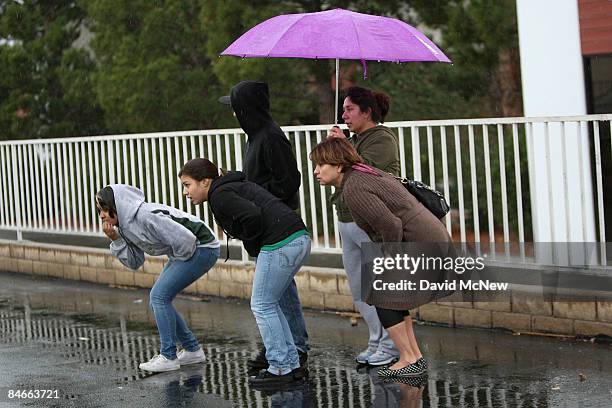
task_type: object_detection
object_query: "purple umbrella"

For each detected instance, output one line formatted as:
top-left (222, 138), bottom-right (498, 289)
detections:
top-left (221, 8), bottom-right (451, 123)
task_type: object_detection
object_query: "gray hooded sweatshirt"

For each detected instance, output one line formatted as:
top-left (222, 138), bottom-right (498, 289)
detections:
top-left (108, 184), bottom-right (219, 270)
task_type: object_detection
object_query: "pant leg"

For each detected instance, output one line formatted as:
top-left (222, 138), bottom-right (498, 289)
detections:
top-left (251, 235), bottom-right (310, 375)
top-left (279, 279), bottom-right (309, 353)
top-left (149, 246), bottom-right (220, 358)
top-left (339, 222), bottom-right (397, 354)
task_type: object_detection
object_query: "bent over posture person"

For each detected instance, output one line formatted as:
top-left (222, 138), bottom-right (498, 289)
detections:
top-left (179, 158), bottom-right (310, 387)
top-left (96, 185), bottom-right (220, 373)
top-left (311, 138), bottom-right (454, 379)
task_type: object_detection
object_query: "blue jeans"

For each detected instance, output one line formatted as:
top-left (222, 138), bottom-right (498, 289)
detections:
top-left (251, 235), bottom-right (311, 375)
top-left (149, 246), bottom-right (220, 359)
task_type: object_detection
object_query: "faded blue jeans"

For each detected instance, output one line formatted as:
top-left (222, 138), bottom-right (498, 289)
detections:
top-left (149, 246), bottom-right (220, 359)
top-left (251, 234), bottom-right (311, 375)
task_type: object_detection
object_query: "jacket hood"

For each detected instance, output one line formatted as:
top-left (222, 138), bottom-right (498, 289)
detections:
top-left (109, 184), bottom-right (145, 226)
top-left (230, 81), bottom-right (273, 136)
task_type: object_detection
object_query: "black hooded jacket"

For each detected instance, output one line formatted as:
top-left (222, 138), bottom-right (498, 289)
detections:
top-left (207, 171), bottom-right (306, 257)
top-left (230, 81), bottom-right (301, 210)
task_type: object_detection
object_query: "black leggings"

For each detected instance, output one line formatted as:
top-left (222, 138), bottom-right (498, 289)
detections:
top-left (376, 308), bottom-right (411, 329)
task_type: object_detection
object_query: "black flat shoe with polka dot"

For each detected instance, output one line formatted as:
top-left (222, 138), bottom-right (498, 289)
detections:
top-left (416, 357), bottom-right (428, 371)
top-left (377, 362), bottom-right (425, 378)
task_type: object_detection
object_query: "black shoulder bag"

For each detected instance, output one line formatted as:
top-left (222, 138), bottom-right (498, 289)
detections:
top-left (396, 177), bottom-right (450, 219)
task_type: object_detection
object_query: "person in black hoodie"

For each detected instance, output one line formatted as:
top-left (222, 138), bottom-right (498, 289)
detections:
top-left (220, 80), bottom-right (310, 370)
top-left (179, 158), bottom-right (311, 387)
top-left (220, 80), bottom-right (301, 210)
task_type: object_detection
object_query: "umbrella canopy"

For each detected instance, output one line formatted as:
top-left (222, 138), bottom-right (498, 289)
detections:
top-left (221, 8), bottom-right (451, 123)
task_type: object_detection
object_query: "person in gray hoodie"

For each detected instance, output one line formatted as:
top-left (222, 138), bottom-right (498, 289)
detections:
top-left (95, 184), bottom-right (220, 373)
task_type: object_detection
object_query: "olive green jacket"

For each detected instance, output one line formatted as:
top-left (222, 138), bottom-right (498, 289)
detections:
top-left (331, 125), bottom-right (400, 222)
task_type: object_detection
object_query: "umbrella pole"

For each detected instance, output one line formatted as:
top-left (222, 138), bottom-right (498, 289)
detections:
top-left (334, 58), bottom-right (339, 125)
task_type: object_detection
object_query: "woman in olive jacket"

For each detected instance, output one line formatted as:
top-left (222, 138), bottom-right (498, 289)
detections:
top-left (327, 86), bottom-right (401, 366)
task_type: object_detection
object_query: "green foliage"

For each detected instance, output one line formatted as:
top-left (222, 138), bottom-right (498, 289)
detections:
top-left (0, 0), bottom-right (521, 139)
top-left (0, 0), bottom-right (106, 139)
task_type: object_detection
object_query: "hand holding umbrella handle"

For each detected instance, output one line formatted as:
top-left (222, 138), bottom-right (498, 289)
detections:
top-left (328, 126), bottom-right (347, 139)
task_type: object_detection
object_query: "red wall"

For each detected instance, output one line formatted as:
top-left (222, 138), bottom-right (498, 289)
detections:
top-left (578, 0), bottom-right (612, 55)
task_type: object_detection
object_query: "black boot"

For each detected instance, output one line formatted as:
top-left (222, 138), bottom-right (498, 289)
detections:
top-left (247, 347), bottom-right (309, 371)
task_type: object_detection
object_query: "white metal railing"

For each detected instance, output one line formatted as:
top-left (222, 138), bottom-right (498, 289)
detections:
top-left (0, 114), bottom-right (610, 262)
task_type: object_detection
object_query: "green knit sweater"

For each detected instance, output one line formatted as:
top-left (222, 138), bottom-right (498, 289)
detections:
top-left (331, 125), bottom-right (400, 222)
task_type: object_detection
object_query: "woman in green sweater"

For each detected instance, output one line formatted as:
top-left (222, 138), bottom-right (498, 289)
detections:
top-left (327, 86), bottom-right (401, 366)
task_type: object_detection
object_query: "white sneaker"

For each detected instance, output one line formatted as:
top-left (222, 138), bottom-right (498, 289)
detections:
top-left (177, 348), bottom-right (206, 365)
top-left (139, 354), bottom-right (180, 372)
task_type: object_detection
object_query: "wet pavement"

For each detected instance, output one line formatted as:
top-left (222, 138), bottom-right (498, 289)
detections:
top-left (0, 271), bottom-right (610, 407)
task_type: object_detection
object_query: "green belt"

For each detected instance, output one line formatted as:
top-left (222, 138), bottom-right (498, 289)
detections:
top-left (260, 230), bottom-right (309, 252)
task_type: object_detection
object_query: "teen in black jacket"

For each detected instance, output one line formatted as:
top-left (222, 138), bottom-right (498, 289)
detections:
top-left (179, 158), bottom-right (311, 387)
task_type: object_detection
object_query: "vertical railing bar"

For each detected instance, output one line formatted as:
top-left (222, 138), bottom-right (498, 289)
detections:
top-left (94, 141), bottom-right (102, 231)
top-left (0, 147), bottom-right (8, 226)
top-left (43, 145), bottom-right (51, 229)
top-left (75, 143), bottom-right (84, 232)
top-left (224, 133), bottom-right (232, 170)
top-left (592, 121), bottom-right (606, 257)
top-left (51, 144), bottom-right (59, 231)
top-left (25, 145), bottom-right (33, 229)
top-left (152, 138), bottom-right (160, 205)
top-left (305, 130), bottom-right (318, 247)
top-left (166, 138), bottom-right (175, 207)
top-left (577, 122), bottom-right (587, 242)
top-left (33, 145), bottom-right (43, 229)
top-left (398, 127), bottom-right (407, 179)
top-left (81, 143), bottom-right (90, 232)
top-left (181, 136), bottom-right (189, 212)
top-left (316, 130), bottom-right (330, 248)
top-left (113, 140), bottom-right (121, 184)
top-left (122, 140), bottom-right (128, 185)
top-left (544, 122), bottom-right (556, 242)
top-left (454, 125), bottom-right (466, 242)
top-left (87, 142), bottom-right (95, 231)
top-left (440, 126), bottom-right (451, 235)
top-left (206, 135), bottom-right (215, 235)
top-left (199, 135), bottom-right (208, 224)
top-left (61, 143), bottom-right (69, 231)
top-left (427, 126), bottom-right (435, 188)
top-left (68, 143), bottom-right (78, 231)
top-left (293, 131), bottom-right (308, 227)
top-left (411, 126), bottom-right (422, 181)
top-left (159, 137), bottom-right (167, 205)
top-left (107, 140), bottom-right (115, 184)
top-left (137, 139), bottom-right (145, 197)
top-left (130, 139), bottom-right (137, 192)
top-left (482, 125), bottom-right (494, 244)
top-left (468, 125), bottom-right (479, 244)
top-left (2, 147), bottom-right (12, 226)
top-left (513, 124), bottom-right (525, 257)
top-left (560, 122), bottom-right (571, 242)
top-left (497, 125), bottom-right (510, 245)
top-left (144, 137), bottom-right (152, 202)
top-left (215, 134), bottom-right (224, 240)
top-left (189, 135), bottom-right (199, 218)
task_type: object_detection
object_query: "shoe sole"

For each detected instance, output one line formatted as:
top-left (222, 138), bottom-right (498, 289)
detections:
top-left (367, 356), bottom-right (399, 366)
top-left (139, 365), bottom-right (181, 373)
top-left (178, 358), bottom-right (206, 366)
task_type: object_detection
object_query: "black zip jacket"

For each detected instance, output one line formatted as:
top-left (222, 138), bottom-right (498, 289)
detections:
top-left (208, 171), bottom-right (306, 257)
top-left (230, 80), bottom-right (301, 210)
